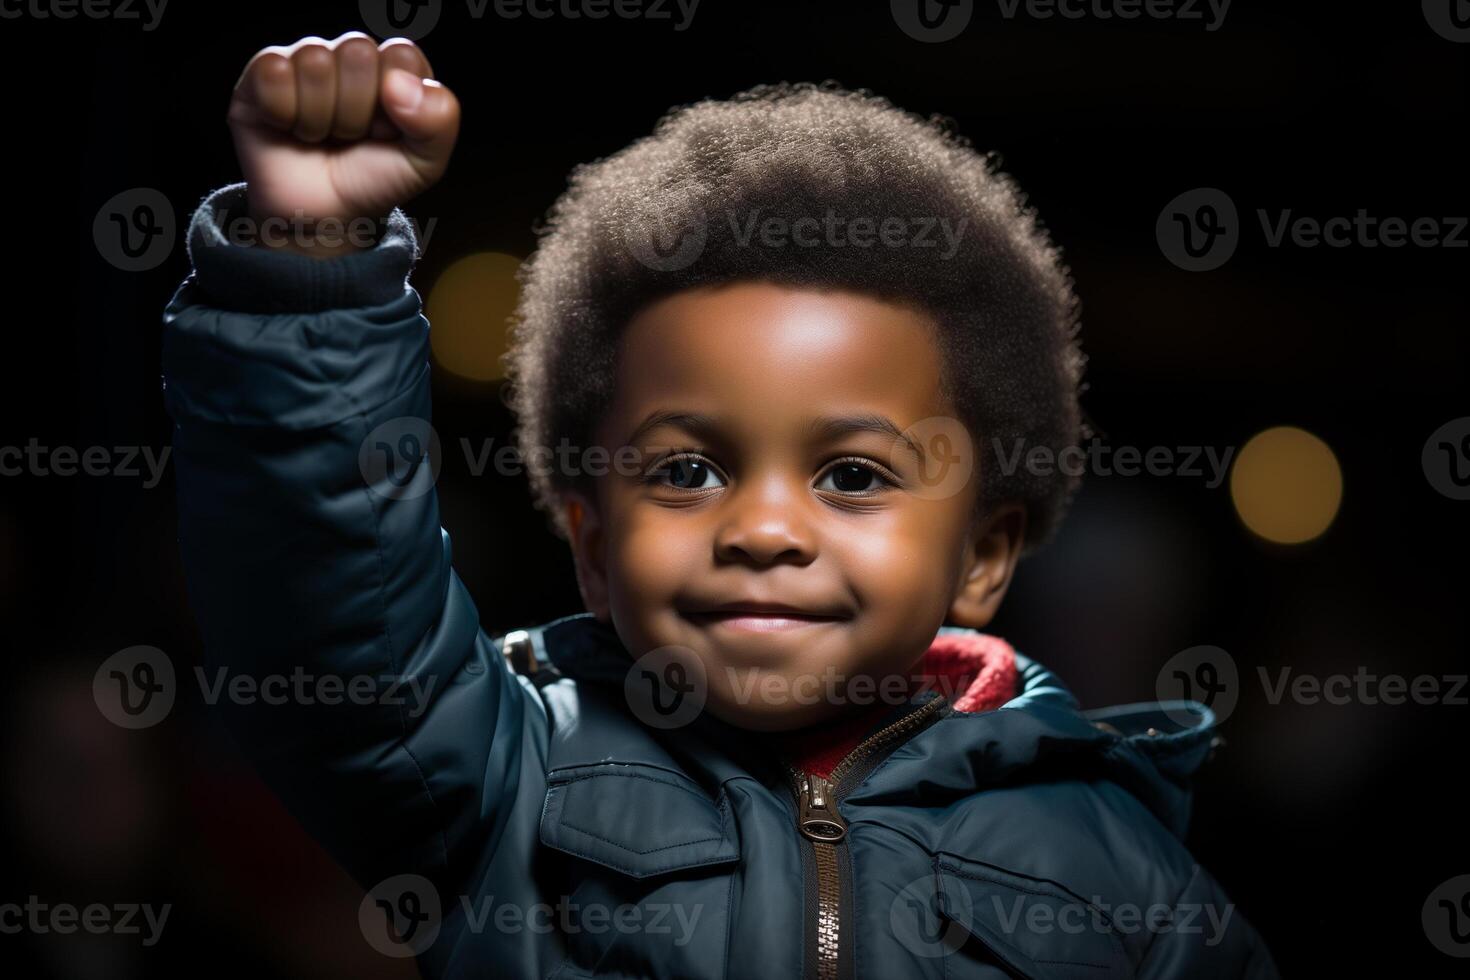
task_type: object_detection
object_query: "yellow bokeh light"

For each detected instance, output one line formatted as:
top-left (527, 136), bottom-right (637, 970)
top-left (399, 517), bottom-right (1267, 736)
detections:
top-left (1230, 426), bottom-right (1342, 545)
top-left (425, 252), bottom-right (522, 382)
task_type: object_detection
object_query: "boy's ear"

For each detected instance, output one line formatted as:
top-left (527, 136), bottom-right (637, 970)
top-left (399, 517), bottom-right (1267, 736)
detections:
top-left (564, 491), bottom-right (612, 621)
top-left (947, 503), bottom-right (1027, 629)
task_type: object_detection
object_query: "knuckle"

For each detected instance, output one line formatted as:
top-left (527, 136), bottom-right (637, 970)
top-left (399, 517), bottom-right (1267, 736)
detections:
top-left (244, 48), bottom-right (291, 83)
top-left (291, 39), bottom-right (334, 70)
top-left (335, 34), bottom-right (378, 64)
top-left (254, 51), bottom-right (293, 81)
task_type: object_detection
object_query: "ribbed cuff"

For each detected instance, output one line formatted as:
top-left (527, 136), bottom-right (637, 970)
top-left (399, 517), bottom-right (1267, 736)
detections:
top-left (185, 183), bottom-right (420, 314)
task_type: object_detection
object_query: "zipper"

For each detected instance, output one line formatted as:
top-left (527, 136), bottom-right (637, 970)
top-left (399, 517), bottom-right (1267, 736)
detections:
top-left (788, 694), bottom-right (949, 980)
top-left (796, 770), bottom-right (845, 980)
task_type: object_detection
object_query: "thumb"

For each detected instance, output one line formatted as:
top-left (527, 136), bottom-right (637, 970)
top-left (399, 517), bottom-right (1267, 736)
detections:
top-left (381, 68), bottom-right (460, 174)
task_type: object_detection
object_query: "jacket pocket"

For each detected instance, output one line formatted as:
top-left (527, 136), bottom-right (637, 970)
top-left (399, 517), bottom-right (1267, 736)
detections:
top-left (540, 764), bottom-right (741, 877)
top-left (538, 763), bottom-right (739, 980)
top-left (930, 854), bottom-right (1132, 980)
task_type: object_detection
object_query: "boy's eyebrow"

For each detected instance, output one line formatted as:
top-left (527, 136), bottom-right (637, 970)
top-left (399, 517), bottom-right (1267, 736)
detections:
top-left (626, 410), bottom-right (924, 461)
top-left (627, 410), bottom-right (722, 446)
top-left (809, 414), bottom-right (923, 462)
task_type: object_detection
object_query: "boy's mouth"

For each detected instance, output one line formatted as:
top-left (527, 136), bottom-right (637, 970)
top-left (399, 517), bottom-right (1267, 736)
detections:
top-left (683, 601), bottom-right (850, 633)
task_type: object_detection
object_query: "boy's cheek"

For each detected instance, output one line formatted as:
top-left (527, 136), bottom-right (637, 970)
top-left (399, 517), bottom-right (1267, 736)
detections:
top-left (836, 508), bottom-right (961, 592)
top-left (607, 510), bottom-right (704, 593)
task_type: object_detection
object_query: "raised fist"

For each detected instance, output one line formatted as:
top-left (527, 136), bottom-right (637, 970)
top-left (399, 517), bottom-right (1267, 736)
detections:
top-left (227, 33), bottom-right (460, 252)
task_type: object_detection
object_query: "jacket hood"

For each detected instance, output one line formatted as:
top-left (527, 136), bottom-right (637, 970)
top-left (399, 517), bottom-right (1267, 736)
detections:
top-left (530, 613), bottom-right (1220, 840)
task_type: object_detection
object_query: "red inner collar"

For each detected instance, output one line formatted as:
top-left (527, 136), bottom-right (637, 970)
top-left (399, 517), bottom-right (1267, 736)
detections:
top-left (771, 631), bottom-right (1019, 779)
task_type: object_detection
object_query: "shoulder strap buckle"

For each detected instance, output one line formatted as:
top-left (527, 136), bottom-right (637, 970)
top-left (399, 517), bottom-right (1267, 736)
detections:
top-left (497, 628), bottom-right (563, 687)
top-left (500, 629), bottom-right (538, 676)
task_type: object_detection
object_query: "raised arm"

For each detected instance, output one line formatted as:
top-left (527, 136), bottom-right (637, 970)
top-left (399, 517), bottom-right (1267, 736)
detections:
top-left (162, 34), bottom-right (544, 891)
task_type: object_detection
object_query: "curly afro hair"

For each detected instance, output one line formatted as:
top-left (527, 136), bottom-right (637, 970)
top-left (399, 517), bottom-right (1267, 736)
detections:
top-left (504, 82), bottom-right (1086, 550)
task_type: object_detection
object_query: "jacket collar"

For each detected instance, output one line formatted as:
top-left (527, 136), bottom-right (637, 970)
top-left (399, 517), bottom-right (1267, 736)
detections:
top-left (535, 613), bottom-right (1218, 840)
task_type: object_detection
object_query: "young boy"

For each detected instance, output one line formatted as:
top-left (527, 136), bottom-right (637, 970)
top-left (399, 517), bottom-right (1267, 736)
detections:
top-left (163, 33), bottom-right (1278, 979)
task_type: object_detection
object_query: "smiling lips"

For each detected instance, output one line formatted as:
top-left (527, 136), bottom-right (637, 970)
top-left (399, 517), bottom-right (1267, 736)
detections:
top-left (686, 602), bottom-right (848, 633)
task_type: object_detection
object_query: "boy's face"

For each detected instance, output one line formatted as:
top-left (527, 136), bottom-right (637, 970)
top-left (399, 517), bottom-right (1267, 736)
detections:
top-left (572, 283), bottom-right (1024, 731)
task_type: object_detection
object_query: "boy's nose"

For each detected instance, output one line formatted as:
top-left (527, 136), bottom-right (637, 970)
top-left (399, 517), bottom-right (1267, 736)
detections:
top-left (712, 483), bottom-right (817, 567)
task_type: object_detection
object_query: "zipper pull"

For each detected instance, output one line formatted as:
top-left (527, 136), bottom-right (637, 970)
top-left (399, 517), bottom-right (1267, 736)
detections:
top-left (798, 773), bottom-right (848, 843)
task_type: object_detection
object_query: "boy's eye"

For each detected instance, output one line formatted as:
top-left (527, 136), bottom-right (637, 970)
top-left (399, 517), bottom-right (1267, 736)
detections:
top-left (649, 456), bottom-right (725, 491)
top-left (815, 460), bottom-right (893, 495)
top-left (644, 455), bottom-right (894, 495)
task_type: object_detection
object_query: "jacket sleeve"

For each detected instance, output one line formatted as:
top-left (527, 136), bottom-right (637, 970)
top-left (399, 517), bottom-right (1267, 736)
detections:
top-left (161, 183), bottom-right (546, 890)
top-left (1136, 860), bottom-right (1280, 979)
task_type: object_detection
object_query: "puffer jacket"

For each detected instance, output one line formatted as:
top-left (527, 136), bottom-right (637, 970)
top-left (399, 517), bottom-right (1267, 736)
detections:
top-left (161, 184), bottom-right (1279, 980)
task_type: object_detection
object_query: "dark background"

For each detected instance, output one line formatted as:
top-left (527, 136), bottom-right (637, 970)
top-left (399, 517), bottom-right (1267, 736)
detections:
top-left (2, 0), bottom-right (1467, 975)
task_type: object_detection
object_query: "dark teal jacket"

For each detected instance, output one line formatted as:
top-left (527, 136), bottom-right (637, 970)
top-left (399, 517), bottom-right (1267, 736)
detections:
top-left (162, 185), bottom-right (1278, 980)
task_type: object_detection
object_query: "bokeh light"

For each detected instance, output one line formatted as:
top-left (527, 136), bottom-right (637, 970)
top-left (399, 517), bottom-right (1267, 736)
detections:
top-left (425, 252), bottom-right (522, 382)
top-left (1230, 426), bottom-right (1343, 545)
